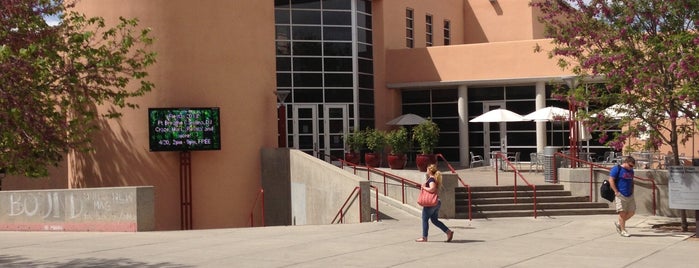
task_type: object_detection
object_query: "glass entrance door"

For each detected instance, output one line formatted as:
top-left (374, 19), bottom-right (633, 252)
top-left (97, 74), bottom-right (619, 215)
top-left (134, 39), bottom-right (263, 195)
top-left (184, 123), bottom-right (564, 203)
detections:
top-left (322, 105), bottom-right (348, 162)
top-left (293, 105), bottom-right (318, 157)
top-left (483, 102), bottom-right (507, 162)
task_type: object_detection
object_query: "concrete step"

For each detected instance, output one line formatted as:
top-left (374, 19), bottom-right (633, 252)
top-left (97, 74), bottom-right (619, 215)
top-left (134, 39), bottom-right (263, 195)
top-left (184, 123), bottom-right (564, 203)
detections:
top-left (458, 201), bottom-right (611, 212)
top-left (459, 195), bottom-right (589, 205)
top-left (461, 190), bottom-right (573, 199)
top-left (457, 184), bottom-right (564, 192)
top-left (456, 208), bottom-right (618, 219)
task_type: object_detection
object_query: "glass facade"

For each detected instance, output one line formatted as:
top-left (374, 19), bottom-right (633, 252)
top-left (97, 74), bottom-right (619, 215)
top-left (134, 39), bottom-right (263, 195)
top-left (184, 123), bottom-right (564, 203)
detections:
top-left (402, 89), bottom-right (460, 161)
top-left (275, 0), bottom-right (374, 158)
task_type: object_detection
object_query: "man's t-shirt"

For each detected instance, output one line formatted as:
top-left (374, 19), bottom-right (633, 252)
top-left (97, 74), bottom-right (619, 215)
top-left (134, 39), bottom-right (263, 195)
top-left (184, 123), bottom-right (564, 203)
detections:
top-left (610, 165), bottom-right (634, 197)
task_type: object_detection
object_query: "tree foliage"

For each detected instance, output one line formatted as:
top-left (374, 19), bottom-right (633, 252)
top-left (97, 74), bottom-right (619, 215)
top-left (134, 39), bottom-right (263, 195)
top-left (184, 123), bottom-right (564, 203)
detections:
top-left (531, 0), bottom-right (699, 166)
top-left (0, 0), bottom-right (156, 177)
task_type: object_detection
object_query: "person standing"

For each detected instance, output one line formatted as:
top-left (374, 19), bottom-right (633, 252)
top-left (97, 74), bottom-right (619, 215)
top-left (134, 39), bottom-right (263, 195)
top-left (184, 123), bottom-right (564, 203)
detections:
top-left (609, 156), bottom-right (636, 237)
top-left (416, 164), bottom-right (454, 242)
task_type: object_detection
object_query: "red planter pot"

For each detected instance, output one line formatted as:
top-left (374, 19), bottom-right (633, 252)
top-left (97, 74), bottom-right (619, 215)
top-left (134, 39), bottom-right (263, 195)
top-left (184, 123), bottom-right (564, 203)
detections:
top-left (416, 154), bottom-right (437, 172)
top-left (344, 151), bottom-right (360, 165)
top-left (364, 152), bottom-right (381, 168)
top-left (387, 154), bottom-right (407, 169)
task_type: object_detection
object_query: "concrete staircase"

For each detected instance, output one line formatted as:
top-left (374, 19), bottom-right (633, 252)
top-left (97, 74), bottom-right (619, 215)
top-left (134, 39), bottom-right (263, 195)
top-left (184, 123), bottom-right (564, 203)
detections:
top-left (455, 184), bottom-right (617, 218)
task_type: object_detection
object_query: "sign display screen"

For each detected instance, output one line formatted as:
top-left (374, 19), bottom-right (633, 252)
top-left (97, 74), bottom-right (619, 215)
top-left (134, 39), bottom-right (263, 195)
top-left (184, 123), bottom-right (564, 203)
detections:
top-left (148, 107), bottom-right (221, 151)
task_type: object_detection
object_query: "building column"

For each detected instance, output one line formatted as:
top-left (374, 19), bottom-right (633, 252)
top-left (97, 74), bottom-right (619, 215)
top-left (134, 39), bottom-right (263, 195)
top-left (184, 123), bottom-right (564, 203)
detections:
top-left (458, 85), bottom-right (469, 167)
top-left (535, 81), bottom-right (546, 153)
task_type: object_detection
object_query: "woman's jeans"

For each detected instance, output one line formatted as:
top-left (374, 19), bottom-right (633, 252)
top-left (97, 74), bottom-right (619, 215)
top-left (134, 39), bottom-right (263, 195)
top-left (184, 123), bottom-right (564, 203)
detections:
top-left (422, 200), bottom-right (449, 237)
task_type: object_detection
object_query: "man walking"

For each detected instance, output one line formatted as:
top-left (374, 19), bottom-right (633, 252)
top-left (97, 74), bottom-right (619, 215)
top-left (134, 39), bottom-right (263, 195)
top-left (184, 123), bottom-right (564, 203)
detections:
top-left (609, 156), bottom-right (636, 237)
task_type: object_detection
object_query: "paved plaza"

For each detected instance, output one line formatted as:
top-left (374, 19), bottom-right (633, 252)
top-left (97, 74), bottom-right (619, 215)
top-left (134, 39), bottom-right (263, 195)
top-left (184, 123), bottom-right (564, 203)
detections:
top-left (0, 166), bottom-right (696, 267)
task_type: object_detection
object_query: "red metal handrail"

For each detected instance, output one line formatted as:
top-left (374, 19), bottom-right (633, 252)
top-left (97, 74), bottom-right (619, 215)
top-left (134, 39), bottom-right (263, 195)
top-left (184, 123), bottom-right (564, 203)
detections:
top-left (249, 188), bottom-right (265, 227)
top-left (493, 152), bottom-right (538, 218)
top-left (435, 153), bottom-right (473, 221)
top-left (332, 187), bottom-right (360, 224)
top-left (552, 152), bottom-right (657, 215)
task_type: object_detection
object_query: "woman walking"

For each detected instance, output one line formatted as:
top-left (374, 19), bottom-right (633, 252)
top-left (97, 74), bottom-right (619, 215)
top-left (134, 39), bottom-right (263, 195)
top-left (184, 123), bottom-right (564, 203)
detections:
top-left (416, 164), bottom-right (454, 242)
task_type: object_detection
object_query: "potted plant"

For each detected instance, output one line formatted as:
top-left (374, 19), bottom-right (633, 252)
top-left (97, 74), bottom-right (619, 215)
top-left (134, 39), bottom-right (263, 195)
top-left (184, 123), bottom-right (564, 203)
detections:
top-left (364, 128), bottom-right (386, 168)
top-left (344, 130), bottom-right (365, 165)
top-left (386, 127), bottom-right (409, 169)
top-left (412, 119), bottom-right (440, 172)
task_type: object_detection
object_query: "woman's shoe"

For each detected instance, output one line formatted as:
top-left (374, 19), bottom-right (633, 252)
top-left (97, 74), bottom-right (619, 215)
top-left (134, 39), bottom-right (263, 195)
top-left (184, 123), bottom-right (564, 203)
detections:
top-left (415, 237), bottom-right (427, 242)
top-left (446, 230), bottom-right (454, 242)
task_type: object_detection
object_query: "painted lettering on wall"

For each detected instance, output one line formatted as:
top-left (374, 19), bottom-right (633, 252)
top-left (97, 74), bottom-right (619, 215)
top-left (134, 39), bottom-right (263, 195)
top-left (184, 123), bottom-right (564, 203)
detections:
top-left (3, 191), bottom-right (137, 221)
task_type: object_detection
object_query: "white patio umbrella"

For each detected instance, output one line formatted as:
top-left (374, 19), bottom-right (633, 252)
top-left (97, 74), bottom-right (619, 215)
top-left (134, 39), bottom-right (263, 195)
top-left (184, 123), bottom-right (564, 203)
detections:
top-left (469, 109), bottom-right (525, 154)
top-left (524, 106), bottom-right (570, 146)
top-left (469, 108), bottom-right (525, 123)
top-left (386, 113), bottom-right (427, 125)
top-left (523, 106), bottom-right (570, 121)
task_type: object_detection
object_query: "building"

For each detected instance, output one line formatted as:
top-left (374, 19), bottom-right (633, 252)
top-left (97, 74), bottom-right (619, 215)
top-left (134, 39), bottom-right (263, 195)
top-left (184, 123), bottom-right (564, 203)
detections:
top-left (5, 1), bottom-right (695, 230)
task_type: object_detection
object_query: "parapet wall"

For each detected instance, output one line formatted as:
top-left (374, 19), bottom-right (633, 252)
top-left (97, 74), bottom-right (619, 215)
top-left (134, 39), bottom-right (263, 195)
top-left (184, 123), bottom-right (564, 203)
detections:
top-left (0, 186), bottom-right (154, 232)
top-left (558, 168), bottom-right (695, 218)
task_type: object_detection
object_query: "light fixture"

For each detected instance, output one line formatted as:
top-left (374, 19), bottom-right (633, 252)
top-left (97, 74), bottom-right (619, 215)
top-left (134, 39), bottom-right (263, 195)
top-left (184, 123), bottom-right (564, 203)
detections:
top-left (275, 90), bottom-right (290, 108)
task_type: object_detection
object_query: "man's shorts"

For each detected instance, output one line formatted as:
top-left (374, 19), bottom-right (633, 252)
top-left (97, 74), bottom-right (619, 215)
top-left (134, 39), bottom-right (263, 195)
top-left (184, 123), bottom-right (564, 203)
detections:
top-left (615, 194), bottom-right (636, 212)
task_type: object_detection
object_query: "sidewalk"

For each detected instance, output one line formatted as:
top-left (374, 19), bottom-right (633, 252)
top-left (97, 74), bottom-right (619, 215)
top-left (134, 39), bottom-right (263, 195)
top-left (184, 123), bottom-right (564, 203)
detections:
top-left (0, 166), bottom-right (696, 267)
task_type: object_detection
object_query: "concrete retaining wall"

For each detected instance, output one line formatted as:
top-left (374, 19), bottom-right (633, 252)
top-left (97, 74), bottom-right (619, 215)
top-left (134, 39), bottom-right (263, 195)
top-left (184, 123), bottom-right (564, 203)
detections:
top-left (261, 149), bottom-right (371, 225)
top-left (0, 186), bottom-right (154, 232)
top-left (559, 168), bottom-right (695, 218)
top-left (353, 168), bottom-right (458, 219)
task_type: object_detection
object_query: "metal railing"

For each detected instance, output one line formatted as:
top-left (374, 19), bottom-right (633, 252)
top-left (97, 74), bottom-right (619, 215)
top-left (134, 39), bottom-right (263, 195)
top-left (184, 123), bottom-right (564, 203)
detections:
top-left (552, 152), bottom-right (657, 215)
top-left (435, 153), bottom-right (472, 221)
top-left (493, 152), bottom-right (539, 218)
top-left (331, 185), bottom-right (380, 224)
top-left (249, 188), bottom-right (265, 227)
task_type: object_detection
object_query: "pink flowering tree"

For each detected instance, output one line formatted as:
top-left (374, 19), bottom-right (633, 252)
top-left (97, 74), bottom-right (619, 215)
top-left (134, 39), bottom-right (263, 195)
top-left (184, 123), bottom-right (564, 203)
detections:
top-left (531, 0), bottom-right (699, 231)
top-left (531, 0), bottom-right (699, 166)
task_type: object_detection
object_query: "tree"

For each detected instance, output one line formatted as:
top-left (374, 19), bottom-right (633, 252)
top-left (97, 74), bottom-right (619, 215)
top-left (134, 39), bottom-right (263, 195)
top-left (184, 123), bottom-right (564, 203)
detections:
top-left (0, 0), bottom-right (156, 177)
top-left (531, 0), bottom-right (699, 231)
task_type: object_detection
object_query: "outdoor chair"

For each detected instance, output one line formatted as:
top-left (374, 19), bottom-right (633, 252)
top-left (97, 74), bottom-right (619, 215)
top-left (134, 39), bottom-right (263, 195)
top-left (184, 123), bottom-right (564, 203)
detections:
top-left (529, 152), bottom-right (543, 173)
top-left (470, 152), bottom-right (484, 168)
top-left (507, 152), bottom-right (521, 170)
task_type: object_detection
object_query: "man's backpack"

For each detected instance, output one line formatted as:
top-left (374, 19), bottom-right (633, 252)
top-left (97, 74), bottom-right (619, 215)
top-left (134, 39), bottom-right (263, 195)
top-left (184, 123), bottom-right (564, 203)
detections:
top-left (600, 165), bottom-right (620, 202)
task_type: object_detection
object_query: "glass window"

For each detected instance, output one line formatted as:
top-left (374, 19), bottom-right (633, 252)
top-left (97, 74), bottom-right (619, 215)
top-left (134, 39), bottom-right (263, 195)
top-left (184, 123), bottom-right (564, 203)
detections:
top-left (469, 86), bottom-right (504, 100)
top-left (323, 42), bottom-right (352, 56)
top-left (276, 41), bottom-right (291, 55)
top-left (402, 90), bottom-right (430, 103)
top-left (276, 26), bottom-right (290, 40)
top-left (358, 58), bottom-right (373, 73)
top-left (322, 0), bottom-right (350, 10)
top-left (323, 11), bottom-right (351, 25)
top-left (433, 103), bottom-right (458, 117)
top-left (275, 0), bottom-right (290, 8)
top-left (433, 118), bottom-right (459, 132)
top-left (357, 13), bottom-right (372, 29)
top-left (406, 8), bottom-right (414, 48)
top-left (292, 10), bottom-right (321, 25)
top-left (359, 89), bottom-right (374, 103)
top-left (358, 44), bottom-right (372, 59)
top-left (358, 74), bottom-right (373, 88)
top-left (359, 104), bottom-right (375, 117)
top-left (292, 26), bottom-right (321, 40)
top-left (276, 57), bottom-right (291, 71)
top-left (324, 73), bottom-right (353, 87)
top-left (357, 0), bottom-right (371, 13)
top-left (403, 104), bottom-right (430, 115)
top-left (426, 14), bottom-right (433, 47)
top-left (293, 89), bottom-right (323, 103)
top-left (277, 73), bottom-right (291, 87)
top-left (432, 89), bottom-right (457, 102)
top-left (293, 57), bottom-right (322, 71)
top-left (293, 73), bottom-right (323, 87)
top-left (325, 88), bottom-right (353, 103)
top-left (358, 29), bottom-right (372, 43)
top-left (324, 27), bottom-right (352, 41)
top-left (444, 20), bottom-right (451, 45)
top-left (324, 58), bottom-right (352, 71)
top-left (292, 41), bottom-right (322, 55)
top-left (506, 85), bottom-right (535, 100)
top-left (275, 9), bottom-right (290, 24)
top-left (291, 0), bottom-right (320, 9)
